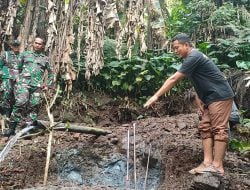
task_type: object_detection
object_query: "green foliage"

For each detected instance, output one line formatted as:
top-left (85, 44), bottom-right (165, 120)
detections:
top-left (241, 117), bottom-right (250, 128)
top-left (188, 0), bottom-right (216, 21)
top-left (236, 61), bottom-right (250, 70)
top-left (72, 0), bottom-right (249, 100)
top-left (19, 0), bottom-right (27, 6)
top-left (89, 52), bottom-right (190, 101)
top-left (209, 27), bottom-right (250, 70)
top-left (233, 113), bottom-right (250, 149)
top-left (229, 138), bottom-right (250, 154)
top-left (195, 25), bottom-right (250, 70)
top-left (73, 38), bottom-right (191, 103)
top-left (168, 0), bottom-right (217, 37)
top-left (166, 2), bottom-right (191, 37)
top-left (197, 42), bottom-right (212, 55)
top-left (167, 0), bottom-right (249, 41)
top-left (209, 3), bottom-right (237, 26)
top-left (103, 38), bottom-right (117, 60)
top-left (62, 0), bottom-right (250, 99)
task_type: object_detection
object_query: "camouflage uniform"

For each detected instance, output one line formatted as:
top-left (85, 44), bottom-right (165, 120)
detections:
top-left (10, 51), bottom-right (54, 127)
top-left (0, 50), bottom-right (21, 116)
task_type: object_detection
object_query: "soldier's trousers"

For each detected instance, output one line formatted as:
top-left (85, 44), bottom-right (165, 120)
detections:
top-left (0, 78), bottom-right (16, 111)
top-left (10, 84), bottom-right (43, 127)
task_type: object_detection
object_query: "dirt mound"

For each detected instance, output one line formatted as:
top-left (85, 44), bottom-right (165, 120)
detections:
top-left (0, 91), bottom-right (249, 189)
top-left (0, 113), bottom-right (249, 189)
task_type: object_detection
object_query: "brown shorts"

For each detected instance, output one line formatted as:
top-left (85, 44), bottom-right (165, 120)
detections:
top-left (198, 99), bottom-right (233, 142)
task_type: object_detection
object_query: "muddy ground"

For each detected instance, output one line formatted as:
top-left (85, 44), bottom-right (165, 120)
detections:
top-left (0, 92), bottom-right (249, 190)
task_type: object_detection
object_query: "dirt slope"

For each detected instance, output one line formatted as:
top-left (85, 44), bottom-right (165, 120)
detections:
top-left (0, 112), bottom-right (249, 190)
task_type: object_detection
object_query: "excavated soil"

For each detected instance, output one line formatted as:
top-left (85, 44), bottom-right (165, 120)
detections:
top-left (0, 92), bottom-right (249, 190)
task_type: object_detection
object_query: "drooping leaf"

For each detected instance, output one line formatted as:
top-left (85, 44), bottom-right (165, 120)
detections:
top-left (236, 60), bottom-right (250, 70)
top-left (228, 51), bottom-right (240, 58)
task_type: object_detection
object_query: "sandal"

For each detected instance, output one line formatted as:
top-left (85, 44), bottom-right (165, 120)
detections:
top-left (200, 165), bottom-right (224, 176)
top-left (189, 162), bottom-right (211, 175)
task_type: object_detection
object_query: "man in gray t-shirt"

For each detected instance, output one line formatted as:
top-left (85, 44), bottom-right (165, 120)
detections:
top-left (179, 49), bottom-right (234, 105)
top-left (144, 33), bottom-right (234, 176)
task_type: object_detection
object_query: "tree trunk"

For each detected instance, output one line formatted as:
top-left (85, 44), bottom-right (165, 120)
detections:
top-left (146, 0), bottom-right (153, 49)
top-left (0, 0), bottom-right (10, 39)
top-left (38, 120), bottom-right (112, 136)
top-left (19, 0), bottom-right (35, 51)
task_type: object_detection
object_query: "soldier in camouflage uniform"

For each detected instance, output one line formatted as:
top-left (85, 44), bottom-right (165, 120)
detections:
top-left (3, 37), bottom-right (54, 137)
top-left (0, 40), bottom-right (21, 118)
top-left (0, 40), bottom-right (2, 53)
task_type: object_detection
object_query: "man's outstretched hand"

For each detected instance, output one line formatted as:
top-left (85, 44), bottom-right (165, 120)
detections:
top-left (144, 95), bottom-right (158, 108)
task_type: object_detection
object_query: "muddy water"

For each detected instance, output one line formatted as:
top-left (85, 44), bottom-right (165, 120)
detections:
top-left (54, 145), bottom-right (163, 189)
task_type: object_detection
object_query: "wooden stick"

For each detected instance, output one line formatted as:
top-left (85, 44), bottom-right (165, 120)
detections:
top-left (144, 143), bottom-right (151, 190)
top-left (0, 115), bottom-right (6, 133)
top-left (43, 85), bottom-right (59, 186)
top-left (43, 130), bottom-right (53, 185)
top-left (126, 128), bottom-right (130, 190)
top-left (133, 123), bottom-right (137, 190)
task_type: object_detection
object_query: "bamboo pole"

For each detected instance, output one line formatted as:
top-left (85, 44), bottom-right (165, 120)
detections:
top-left (133, 123), bottom-right (137, 189)
top-left (43, 85), bottom-right (59, 185)
top-left (19, 121), bottom-right (112, 139)
top-left (126, 128), bottom-right (130, 190)
top-left (144, 143), bottom-right (151, 190)
top-left (43, 130), bottom-right (53, 185)
top-left (0, 115), bottom-right (5, 133)
top-left (48, 122), bottom-right (111, 135)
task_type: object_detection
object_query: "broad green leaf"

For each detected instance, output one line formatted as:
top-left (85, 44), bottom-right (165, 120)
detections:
top-left (122, 83), bottom-right (129, 90)
top-left (135, 57), bottom-right (148, 63)
top-left (123, 64), bottom-right (130, 70)
top-left (103, 74), bottom-right (111, 80)
top-left (118, 72), bottom-right (127, 78)
top-left (145, 75), bottom-right (155, 81)
top-left (112, 80), bottom-right (121, 86)
top-left (218, 64), bottom-right (230, 69)
top-left (133, 64), bottom-right (146, 70)
top-left (169, 63), bottom-right (181, 70)
top-left (227, 51), bottom-right (239, 58)
top-left (135, 77), bottom-right (143, 82)
top-left (157, 66), bottom-right (164, 71)
top-left (139, 70), bottom-right (148, 75)
top-left (128, 85), bottom-right (133, 91)
top-left (108, 61), bottom-right (120, 68)
top-left (236, 61), bottom-right (250, 70)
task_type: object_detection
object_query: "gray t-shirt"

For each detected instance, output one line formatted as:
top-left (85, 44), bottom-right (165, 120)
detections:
top-left (178, 49), bottom-right (234, 105)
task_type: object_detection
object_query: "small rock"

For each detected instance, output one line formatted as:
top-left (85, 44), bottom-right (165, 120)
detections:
top-left (192, 172), bottom-right (225, 190)
top-left (110, 137), bottom-right (119, 145)
top-left (176, 121), bottom-right (187, 130)
top-left (121, 123), bottom-right (130, 127)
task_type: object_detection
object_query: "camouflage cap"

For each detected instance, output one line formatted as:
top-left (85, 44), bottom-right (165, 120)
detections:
top-left (10, 39), bottom-right (21, 46)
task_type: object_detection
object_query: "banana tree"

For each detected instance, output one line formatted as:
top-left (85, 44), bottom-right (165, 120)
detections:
top-left (0, 0), bottom-right (20, 48)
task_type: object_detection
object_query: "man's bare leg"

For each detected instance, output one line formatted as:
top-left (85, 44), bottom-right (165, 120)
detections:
top-left (212, 141), bottom-right (227, 175)
top-left (189, 138), bottom-right (213, 174)
top-left (202, 137), bottom-right (214, 165)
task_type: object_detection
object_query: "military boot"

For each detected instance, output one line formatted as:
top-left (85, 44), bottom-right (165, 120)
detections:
top-left (2, 121), bottom-right (17, 137)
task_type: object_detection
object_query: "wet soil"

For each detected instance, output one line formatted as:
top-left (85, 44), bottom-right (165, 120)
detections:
top-left (0, 92), bottom-right (249, 190)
